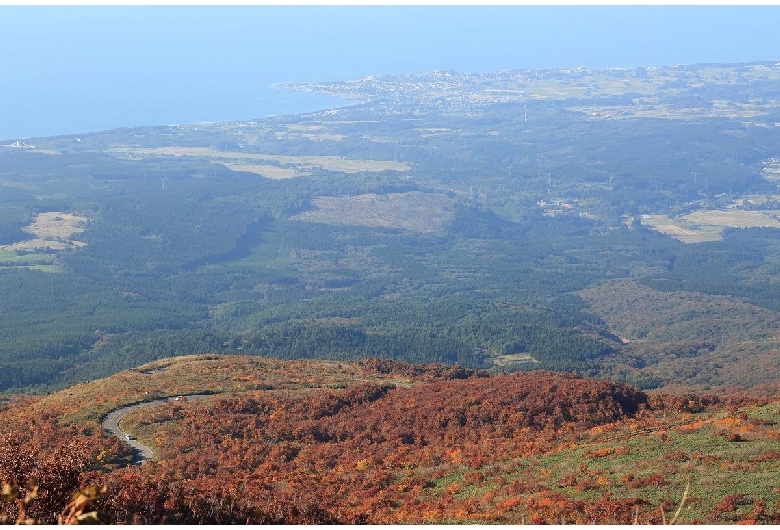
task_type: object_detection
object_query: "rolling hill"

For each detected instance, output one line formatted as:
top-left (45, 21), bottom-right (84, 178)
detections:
top-left (2, 355), bottom-right (780, 524)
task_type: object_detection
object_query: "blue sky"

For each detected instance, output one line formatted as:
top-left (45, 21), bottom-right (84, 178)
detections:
top-left (1, 6), bottom-right (779, 139)
top-left (4, 6), bottom-right (779, 76)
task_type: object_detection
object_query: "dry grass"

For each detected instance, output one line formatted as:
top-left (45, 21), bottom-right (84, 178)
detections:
top-left (683, 209), bottom-right (780, 229)
top-left (0, 212), bottom-right (87, 253)
top-left (24, 212), bottom-right (86, 239)
top-left (639, 215), bottom-right (722, 243)
top-left (14, 355), bottom-right (414, 426)
top-left (290, 192), bottom-right (456, 233)
top-left (108, 147), bottom-right (409, 174)
top-left (490, 353), bottom-right (540, 367)
top-left (221, 163), bottom-right (298, 179)
top-left (640, 208), bottom-right (780, 243)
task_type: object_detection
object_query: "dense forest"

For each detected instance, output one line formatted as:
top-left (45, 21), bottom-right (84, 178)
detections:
top-left (2, 62), bottom-right (780, 392)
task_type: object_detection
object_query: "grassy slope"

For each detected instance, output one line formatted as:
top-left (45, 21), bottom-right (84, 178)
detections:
top-left (4, 354), bottom-right (780, 524)
top-left (19, 354), bottom-right (414, 426)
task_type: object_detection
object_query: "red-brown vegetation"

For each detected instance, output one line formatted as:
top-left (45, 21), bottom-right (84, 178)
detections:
top-left (85, 370), bottom-right (653, 523)
top-left (3, 357), bottom-right (780, 524)
top-left (0, 414), bottom-right (113, 524)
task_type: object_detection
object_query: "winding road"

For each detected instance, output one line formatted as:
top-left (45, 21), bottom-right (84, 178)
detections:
top-left (102, 381), bottom-right (408, 465)
top-left (102, 394), bottom-right (213, 465)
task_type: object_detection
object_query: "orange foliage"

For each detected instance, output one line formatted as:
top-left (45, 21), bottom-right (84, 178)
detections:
top-left (5, 359), bottom-right (773, 525)
top-left (585, 447), bottom-right (615, 458)
top-left (76, 370), bottom-right (652, 523)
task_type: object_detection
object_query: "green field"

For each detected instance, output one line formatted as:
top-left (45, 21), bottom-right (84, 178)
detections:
top-left (0, 249), bottom-right (55, 268)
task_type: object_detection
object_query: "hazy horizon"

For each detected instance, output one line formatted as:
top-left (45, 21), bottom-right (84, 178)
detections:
top-left (2, 5), bottom-right (779, 140)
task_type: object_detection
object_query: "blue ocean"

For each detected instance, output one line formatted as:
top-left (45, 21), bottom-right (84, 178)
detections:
top-left (1, 6), bottom-right (778, 141)
top-left (2, 81), bottom-right (353, 141)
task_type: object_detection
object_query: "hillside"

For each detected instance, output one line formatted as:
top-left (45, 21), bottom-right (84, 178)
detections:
top-left (580, 279), bottom-right (780, 390)
top-left (2, 355), bottom-right (780, 524)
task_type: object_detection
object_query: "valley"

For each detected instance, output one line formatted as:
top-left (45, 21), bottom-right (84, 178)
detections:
top-left (2, 62), bottom-right (780, 394)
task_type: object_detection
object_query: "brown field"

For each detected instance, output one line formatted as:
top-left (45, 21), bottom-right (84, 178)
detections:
top-left (24, 212), bottom-right (87, 239)
top-left (733, 195), bottom-right (780, 206)
top-left (285, 124), bottom-right (325, 131)
top-left (303, 133), bottom-right (347, 141)
top-left (244, 154), bottom-right (408, 173)
top-left (641, 209), bottom-right (780, 243)
top-left (640, 214), bottom-right (722, 243)
top-left (1, 211), bottom-right (87, 252)
top-left (221, 163), bottom-right (299, 179)
top-left (683, 209), bottom-right (780, 228)
top-left (108, 147), bottom-right (409, 174)
top-left (490, 353), bottom-right (540, 367)
top-left (290, 191), bottom-right (456, 233)
top-left (2, 238), bottom-right (86, 252)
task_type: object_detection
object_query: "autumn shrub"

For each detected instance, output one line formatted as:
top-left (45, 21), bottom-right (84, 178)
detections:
top-left (724, 431), bottom-right (747, 442)
top-left (652, 392), bottom-right (720, 413)
top-left (712, 493), bottom-right (753, 520)
top-left (5, 359), bottom-right (780, 525)
top-left (461, 471), bottom-right (485, 487)
top-left (0, 432), bottom-right (94, 524)
top-left (627, 473), bottom-right (667, 489)
top-left (94, 371), bottom-right (653, 523)
top-left (583, 493), bottom-right (649, 524)
top-left (665, 449), bottom-right (690, 462)
top-left (1, 480), bottom-right (109, 525)
top-left (585, 447), bottom-right (615, 458)
top-left (750, 450), bottom-right (780, 463)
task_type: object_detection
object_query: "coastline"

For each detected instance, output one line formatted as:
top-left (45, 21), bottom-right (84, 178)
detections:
top-left (0, 84), bottom-right (357, 143)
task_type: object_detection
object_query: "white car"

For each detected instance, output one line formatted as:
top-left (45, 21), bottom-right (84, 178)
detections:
top-left (125, 434), bottom-right (135, 440)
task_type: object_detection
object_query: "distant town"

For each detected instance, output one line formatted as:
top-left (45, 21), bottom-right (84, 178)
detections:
top-left (280, 62), bottom-right (780, 122)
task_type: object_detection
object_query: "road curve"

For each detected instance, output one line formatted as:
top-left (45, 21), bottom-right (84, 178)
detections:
top-left (102, 394), bottom-right (213, 465)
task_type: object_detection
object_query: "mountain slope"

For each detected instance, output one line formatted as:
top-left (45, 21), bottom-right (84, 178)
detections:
top-left (2, 355), bottom-right (780, 524)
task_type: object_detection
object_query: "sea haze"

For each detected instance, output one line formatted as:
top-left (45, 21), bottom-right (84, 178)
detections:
top-left (1, 5), bottom-right (779, 140)
top-left (2, 81), bottom-right (352, 142)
